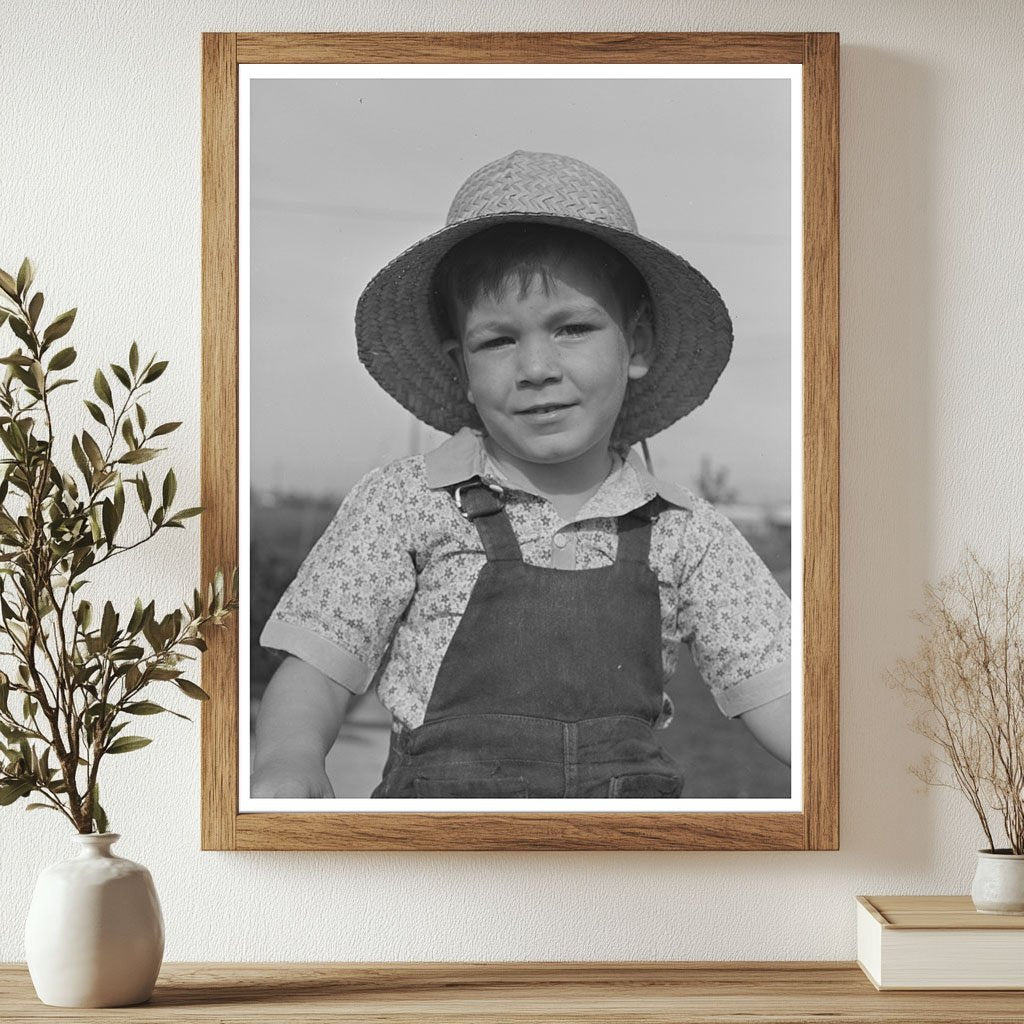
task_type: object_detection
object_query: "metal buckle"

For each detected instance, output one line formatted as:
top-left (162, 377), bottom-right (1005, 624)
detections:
top-left (453, 480), bottom-right (504, 521)
top-left (640, 498), bottom-right (662, 524)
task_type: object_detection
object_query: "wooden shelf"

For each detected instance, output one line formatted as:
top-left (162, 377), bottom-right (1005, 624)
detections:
top-left (4, 962), bottom-right (1024, 1022)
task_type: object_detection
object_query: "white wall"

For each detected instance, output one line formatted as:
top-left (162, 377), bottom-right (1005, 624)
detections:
top-left (2, 0), bottom-right (1022, 962)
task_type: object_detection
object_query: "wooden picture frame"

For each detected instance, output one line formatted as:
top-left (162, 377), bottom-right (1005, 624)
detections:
top-left (201, 32), bottom-right (838, 851)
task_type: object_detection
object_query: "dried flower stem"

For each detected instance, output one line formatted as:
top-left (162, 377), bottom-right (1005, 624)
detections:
top-left (894, 552), bottom-right (1024, 853)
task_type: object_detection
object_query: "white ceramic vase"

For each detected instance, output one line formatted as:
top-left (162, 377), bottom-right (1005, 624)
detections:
top-left (970, 849), bottom-right (1024, 915)
top-left (24, 833), bottom-right (164, 1007)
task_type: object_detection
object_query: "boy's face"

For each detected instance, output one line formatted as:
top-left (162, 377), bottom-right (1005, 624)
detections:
top-left (444, 258), bottom-right (652, 472)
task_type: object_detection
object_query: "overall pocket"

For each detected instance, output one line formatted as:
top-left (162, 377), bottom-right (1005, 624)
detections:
top-left (413, 774), bottom-right (529, 798)
top-left (608, 772), bottom-right (684, 799)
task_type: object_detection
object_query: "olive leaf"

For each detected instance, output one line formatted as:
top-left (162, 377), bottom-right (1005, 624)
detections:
top-left (105, 736), bottom-right (152, 755)
top-left (42, 309), bottom-right (76, 344)
top-left (93, 369), bottom-right (113, 409)
top-left (48, 347), bottom-right (77, 372)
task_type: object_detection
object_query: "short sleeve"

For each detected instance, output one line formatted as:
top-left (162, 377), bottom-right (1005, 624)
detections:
top-left (675, 505), bottom-right (792, 718)
top-left (259, 464), bottom-right (416, 693)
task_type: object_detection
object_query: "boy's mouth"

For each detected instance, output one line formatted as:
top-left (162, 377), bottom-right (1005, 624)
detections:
top-left (517, 402), bottom-right (576, 417)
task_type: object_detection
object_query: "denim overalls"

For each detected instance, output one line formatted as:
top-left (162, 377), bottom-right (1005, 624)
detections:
top-left (373, 479), bottom-right (684, 799)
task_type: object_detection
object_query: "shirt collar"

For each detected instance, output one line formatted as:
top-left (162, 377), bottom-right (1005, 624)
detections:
top-left (423, 427), bottom-right (691, 514)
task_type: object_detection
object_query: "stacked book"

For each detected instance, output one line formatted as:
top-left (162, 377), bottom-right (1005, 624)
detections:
top-left (857, 895), bottom-right (1024, 990)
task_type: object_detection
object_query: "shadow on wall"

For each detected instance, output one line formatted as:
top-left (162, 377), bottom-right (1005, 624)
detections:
top-left (243, 47), bottom-right (941, 816)
top-left (838, 48), bottom-right (936, 866)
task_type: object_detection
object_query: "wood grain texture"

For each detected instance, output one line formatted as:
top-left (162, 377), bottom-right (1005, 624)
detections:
top-left (200, 32), bottom-right (841, 851)
top-left (801, 33), bottom-right (841, 852)
top-left (234, 810), bottom-right (806, 852)
top-left (236, 32), bottom-right (807, 64)
top-left (200, 33), bottom-right (239, 852)
top-left (4, 962), bottom-right (1024, 1023)
top-left (862, 896), bottom-right (1024, 930)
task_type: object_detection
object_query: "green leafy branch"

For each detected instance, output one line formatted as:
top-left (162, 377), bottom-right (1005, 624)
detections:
top-left (0, 259), bottom-right (236, 833)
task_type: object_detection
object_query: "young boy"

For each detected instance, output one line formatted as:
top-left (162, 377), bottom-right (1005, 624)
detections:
top-left (252, 150), bottom-right (791, 799)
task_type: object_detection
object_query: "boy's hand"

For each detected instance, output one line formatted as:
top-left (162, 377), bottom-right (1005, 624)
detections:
top-left (739, 692), bottom-right (791, 766)
top-left (251, 759), bottom-right (335, 799)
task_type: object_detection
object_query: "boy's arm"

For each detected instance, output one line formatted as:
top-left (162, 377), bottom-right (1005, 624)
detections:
top-left (669, 498), bottom-right (792, 769)
top-left (739, 692), bottom-right (791, 766)
top-left (251, 656), bottom-right (356, 798)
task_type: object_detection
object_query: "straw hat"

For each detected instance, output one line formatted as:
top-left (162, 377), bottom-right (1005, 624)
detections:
top-left (355, 150), bottom-right (732, 445)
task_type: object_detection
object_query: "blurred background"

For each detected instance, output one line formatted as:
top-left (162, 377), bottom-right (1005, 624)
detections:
top-left (248, 73), bottom-right (794, 798)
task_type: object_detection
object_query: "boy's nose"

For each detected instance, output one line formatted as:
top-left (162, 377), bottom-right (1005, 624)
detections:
top-left (515, 335), bottom-right (562, 387)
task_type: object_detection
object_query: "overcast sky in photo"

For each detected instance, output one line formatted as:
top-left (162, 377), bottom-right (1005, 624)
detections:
top-left (248, 73), bottom-right (793, 505)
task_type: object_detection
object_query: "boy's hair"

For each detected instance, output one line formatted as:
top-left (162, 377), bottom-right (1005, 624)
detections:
top-left (433, 224), bottom-right (648, 338)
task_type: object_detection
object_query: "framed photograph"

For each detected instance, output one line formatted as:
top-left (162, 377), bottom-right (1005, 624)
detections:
top-left (201, 32), bottom-right (838, 851)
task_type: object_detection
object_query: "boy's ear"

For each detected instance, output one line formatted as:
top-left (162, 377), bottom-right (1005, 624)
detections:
top-left (441, 338), bottom-right (473, 402)
top-left (626, 299), bottom-right (655, 381)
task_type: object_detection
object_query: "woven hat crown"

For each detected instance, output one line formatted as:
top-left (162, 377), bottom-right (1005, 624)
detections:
top-left (446, 150), bottom-right (638, 233)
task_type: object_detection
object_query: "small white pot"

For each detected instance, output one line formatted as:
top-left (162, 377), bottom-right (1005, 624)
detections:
top-left (971, 849), bottom-right (1024, 915)
top-left (24, 833), bottom-right (164, 1007)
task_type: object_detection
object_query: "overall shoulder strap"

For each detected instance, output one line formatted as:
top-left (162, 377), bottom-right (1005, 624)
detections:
top-left (451, 480), bottom-right (522, 562)
top-left (615, 497), bottom-right (663, 565)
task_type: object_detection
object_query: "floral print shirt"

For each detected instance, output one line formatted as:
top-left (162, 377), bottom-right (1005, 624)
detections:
top-left (260, 428), bottom-right (791, 729)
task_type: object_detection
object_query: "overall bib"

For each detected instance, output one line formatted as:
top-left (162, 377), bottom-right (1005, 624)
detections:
top-left (373, 480), bottom-right (684, 799)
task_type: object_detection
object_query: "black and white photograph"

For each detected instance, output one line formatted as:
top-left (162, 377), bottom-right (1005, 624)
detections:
top-left (240, 66), bottom-right (801, 811)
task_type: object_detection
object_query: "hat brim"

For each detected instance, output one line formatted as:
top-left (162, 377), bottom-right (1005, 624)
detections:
top-left (355, 213), bottom-right (733, 446)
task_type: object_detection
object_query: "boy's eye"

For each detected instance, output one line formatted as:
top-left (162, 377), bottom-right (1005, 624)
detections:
top-left (475, 336), bottom-right (514, 350)
top-left (557, 323), bottom-right (594, 337)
